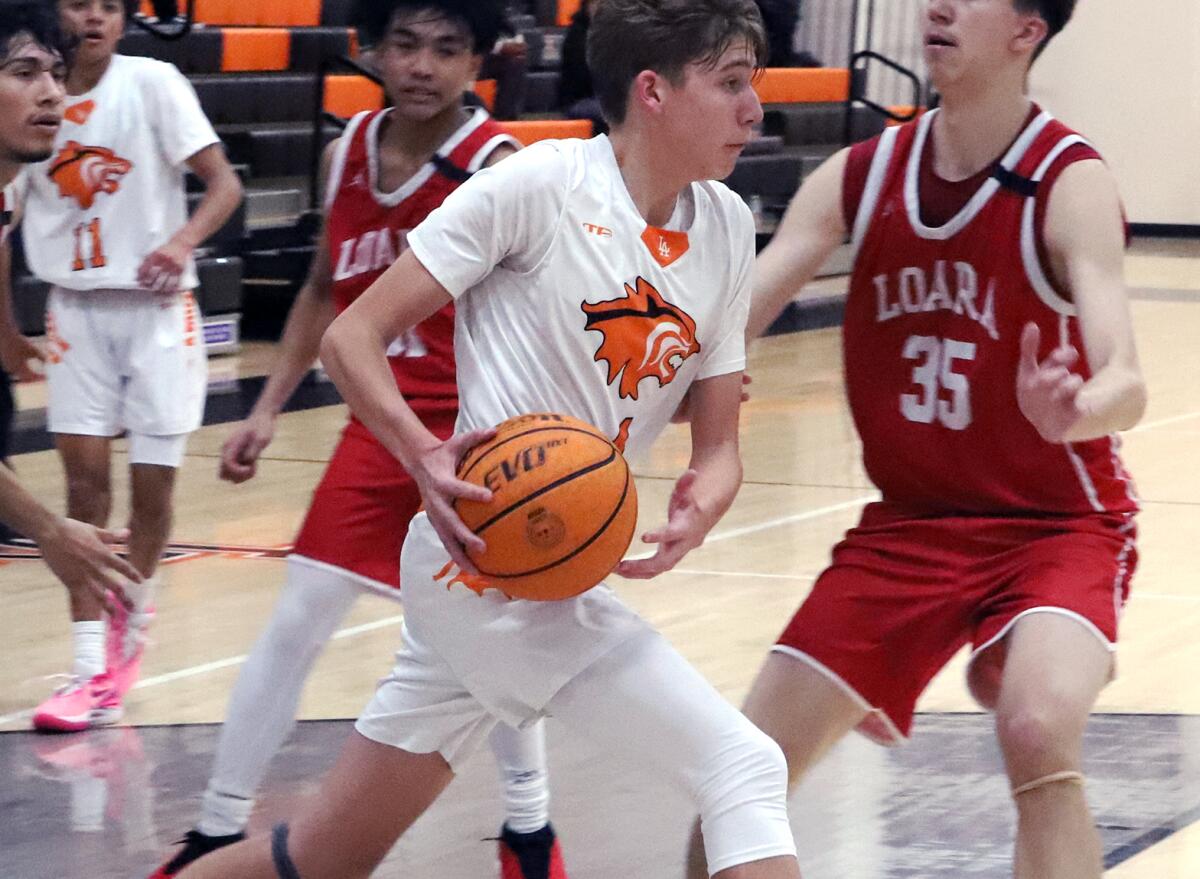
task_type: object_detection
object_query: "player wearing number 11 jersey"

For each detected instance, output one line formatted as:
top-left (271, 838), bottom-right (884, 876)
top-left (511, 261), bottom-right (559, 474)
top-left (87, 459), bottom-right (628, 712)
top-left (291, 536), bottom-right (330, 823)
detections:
top-left (12, 0), bottom-right (242, 731)
top-left (687, 1), bottom-right (1147, 878)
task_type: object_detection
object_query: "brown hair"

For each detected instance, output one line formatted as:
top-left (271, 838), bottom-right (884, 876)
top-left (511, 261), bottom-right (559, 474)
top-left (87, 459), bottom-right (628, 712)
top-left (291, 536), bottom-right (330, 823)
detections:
top-left (1013, 0), bottom-right (1077, 57)
top-left (586, 0), bottom-right (767, 126)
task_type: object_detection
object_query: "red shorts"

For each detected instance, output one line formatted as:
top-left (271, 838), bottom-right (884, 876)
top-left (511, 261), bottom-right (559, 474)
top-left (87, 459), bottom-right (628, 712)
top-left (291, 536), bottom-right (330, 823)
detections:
top-left (775, 502), bottom-right (1137, 745)
top-left (290, 411), bottom-right (456, 591)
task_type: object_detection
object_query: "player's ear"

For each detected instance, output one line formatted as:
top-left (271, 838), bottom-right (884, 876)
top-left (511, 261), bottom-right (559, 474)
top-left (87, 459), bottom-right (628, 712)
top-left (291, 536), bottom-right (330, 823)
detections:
top-left (629, 70), bottom-right (667, 119)
top-left (1011, 11), bottom-right (1047, 56)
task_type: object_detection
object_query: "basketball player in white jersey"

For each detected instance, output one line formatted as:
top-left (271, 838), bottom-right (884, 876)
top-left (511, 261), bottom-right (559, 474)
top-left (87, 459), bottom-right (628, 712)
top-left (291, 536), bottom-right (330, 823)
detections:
top-left (8, 0), bottom-right (243, 731)
top-left (179, 1), bottom-right (804, 878)
top-left (151, 3), bottom-right (569, 878)
top-left (0, 1), bottom-right (141, 640)
top-left (685, 2), bottom-right (1146, 877)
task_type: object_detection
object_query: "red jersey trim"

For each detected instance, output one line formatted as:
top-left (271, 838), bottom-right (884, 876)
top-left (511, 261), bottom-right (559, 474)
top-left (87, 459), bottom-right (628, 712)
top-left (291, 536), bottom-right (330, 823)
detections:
top-left (902, 109), bottom-right (1053, 240)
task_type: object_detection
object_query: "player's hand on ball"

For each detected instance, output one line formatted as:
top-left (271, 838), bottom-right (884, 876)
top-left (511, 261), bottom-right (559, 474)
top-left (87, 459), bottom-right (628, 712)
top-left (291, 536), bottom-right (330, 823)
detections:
top-left (137, 239), bottom-right (191, 294)
top-left (1017, 322), bottom-right (1087, 443)
top-left (616, 469), bottom-right (706, 579)
top-left (220, 415), bottom-right (275, 483)
top-left (414, 427), bottom-right (495, 574)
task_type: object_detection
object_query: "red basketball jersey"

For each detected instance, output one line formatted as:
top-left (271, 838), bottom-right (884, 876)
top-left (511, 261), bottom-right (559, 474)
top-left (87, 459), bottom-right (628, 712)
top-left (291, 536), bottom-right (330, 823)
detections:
top-left (324, 107), bottom-right (518, 415)
top-left (842, 107), bottom-right (1138, 516)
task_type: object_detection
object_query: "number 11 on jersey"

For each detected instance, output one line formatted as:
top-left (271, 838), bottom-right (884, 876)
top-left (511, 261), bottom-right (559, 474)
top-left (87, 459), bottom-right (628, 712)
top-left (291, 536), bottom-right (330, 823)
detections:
top-left (71, 218), bottom-right (106, 271)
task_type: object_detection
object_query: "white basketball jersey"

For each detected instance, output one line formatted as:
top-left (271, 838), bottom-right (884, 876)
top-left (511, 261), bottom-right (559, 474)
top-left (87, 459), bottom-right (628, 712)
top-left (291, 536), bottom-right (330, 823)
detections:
top-left (408, 135), bottom-right (754, 461)
top-left (19, 55), bottom-right (218, 291)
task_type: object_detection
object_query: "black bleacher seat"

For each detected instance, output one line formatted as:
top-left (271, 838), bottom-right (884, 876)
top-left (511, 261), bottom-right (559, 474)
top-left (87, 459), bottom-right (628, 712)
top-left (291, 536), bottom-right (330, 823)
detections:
top-left (722, 154), bottom-right (805, 205)
top-left (119, 27), bottom-right (222, 74)
top-left (188, 192), bottom-right (247, 247)
top-left (763, 103), bottom-right (887, 147)
top-left (193, 74), bottom-right (314, 126)
top-left (319, 0), bottom-right (355, 27)
top-left (289, 27), bottom-right (355, 71)
top-left (225, 125), bottom-right (340, 178)
top-left (195, 256), bottom-right (244, 316)
top-left (523, 70), bottom-right (561, 114)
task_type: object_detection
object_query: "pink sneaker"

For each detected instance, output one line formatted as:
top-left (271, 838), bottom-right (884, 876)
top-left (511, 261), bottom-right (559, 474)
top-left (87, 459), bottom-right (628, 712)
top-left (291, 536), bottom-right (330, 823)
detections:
top-left (32, 674), bottom-right (122, 732)
top-left (107, 601), bottom-right (155, 697)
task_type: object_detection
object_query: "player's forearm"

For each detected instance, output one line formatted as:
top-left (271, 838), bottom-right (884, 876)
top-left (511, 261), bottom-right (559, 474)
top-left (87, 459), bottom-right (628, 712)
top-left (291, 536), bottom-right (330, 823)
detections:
top-left (320, 313), bottom-right (436, 469)
top-left (170, 166), bottom-right (243, 251)
top-left (686, 439), bottom-right (743, 532)
top-left (250, 283), bottom-right (334, 420)
top-left (0, 467), bottom-right (59, 544)
top-left (1064, 364), bottom-right (1147, 442)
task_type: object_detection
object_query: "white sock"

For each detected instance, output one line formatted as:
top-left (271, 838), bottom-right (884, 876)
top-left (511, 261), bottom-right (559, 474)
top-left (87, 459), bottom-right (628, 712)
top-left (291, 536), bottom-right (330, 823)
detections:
top-left (489, 721), bottom-right (551, 834)
top-left (198, 559), bottom-right (360, 837)
top-left (72, 621), bottom-right (106, 680)
top-left (122, 574), bottom-right (158, 614)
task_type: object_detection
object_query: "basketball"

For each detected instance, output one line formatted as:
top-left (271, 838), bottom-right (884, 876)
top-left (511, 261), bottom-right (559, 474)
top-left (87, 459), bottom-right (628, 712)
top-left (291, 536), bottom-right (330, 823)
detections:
top-left (453, 413), bottom-right (638, 600)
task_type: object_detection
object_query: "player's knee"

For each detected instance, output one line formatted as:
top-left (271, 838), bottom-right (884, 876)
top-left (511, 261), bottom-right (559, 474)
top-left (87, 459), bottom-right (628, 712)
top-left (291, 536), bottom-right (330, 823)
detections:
top-left (693, 723), bottom-right (792, 865)
top-left (996, 702), bottom-right (1082, 771)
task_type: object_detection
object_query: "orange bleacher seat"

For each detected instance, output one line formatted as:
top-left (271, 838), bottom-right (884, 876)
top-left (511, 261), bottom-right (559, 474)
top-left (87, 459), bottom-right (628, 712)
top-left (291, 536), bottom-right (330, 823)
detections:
top-left (324, 75), bottom-right (385, 118)
top-left (473, 80), bottom-right (497, 113)
top-left (221, 28), bottom-right (291, 72)
top-left (499, 119), bottom-right (593, 145)
top-left (557, 0), bottom-right (582, 27)
top-left (753, 68), bottom-right (850, 104)
top-left (196, 0), bottom-right (319, 26)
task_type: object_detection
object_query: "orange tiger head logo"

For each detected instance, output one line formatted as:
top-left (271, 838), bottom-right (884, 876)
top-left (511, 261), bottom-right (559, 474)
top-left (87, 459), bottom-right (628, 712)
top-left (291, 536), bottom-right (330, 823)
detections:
top-left (47, 141), bottom-right (133, 210)
top-left (581, 276), bottom-right (701, 401)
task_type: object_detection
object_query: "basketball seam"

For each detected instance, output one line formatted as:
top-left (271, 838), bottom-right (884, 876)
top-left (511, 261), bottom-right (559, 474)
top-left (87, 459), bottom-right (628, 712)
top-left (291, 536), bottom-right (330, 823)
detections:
top-left (477, 460), bottom-right (633, 580)
top-left (458, 425), bottom-right (611, 481)
top-left (472, 446), bottom-right (618, 534)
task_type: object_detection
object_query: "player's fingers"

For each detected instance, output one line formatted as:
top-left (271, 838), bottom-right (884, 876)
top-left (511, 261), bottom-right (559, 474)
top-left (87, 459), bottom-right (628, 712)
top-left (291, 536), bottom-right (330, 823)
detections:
top-left (430, 512), bottom-right (481, 574)
top-left (1018, 322), bottom-right (1041, 376)
top-left (95, 526), bottom-right (131, 547)
top-left (1051, 372), bottom-right (1085, 403)
top-left (440, 475), bottom-right (491, 504)
top-left (1047, 345), bottom-right (1079, 369)
top-left (447, 427), bottom-right (497, 458)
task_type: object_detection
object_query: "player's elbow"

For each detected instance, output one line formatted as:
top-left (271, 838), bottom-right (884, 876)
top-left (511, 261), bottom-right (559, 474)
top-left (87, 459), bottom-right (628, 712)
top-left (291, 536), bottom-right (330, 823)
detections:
top-left (1120, 371), bottom-right (1149, 431)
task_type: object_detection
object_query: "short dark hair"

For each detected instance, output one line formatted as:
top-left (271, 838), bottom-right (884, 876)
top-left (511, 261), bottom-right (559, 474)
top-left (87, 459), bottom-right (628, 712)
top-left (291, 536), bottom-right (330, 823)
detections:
top-left (355, 0), bottom-right (511, 55)
top-left (0, 0), bottom-right (70, 63)
top-left (587, 0), bottom-right (767, 126)
top-left (1014, 0), bottom-right (1076, 57)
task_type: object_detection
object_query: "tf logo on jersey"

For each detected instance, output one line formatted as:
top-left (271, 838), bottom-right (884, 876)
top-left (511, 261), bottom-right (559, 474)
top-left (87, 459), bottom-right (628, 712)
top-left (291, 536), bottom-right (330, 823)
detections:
top-left (48, 141), bottom-right (133, 209)
top-left (582, 276), bottom-right (700, 400)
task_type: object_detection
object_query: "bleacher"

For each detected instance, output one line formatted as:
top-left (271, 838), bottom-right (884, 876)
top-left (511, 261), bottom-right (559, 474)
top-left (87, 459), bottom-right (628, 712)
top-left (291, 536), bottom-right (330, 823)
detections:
top-left (11, 0), bottom-right (888, 347)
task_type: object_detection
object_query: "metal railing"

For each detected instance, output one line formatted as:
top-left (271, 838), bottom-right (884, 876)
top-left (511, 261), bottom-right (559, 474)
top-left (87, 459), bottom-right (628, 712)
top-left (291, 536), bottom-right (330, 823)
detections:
top-left (132, 0), bottom-right (195, 42)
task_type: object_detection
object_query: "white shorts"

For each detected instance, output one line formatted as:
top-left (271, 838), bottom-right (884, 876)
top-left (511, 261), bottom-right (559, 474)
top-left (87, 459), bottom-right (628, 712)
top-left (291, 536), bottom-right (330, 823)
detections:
top-left (45, 287), bottom-right (207, 447)
top-left (356, 512), bottom-right (652, 768)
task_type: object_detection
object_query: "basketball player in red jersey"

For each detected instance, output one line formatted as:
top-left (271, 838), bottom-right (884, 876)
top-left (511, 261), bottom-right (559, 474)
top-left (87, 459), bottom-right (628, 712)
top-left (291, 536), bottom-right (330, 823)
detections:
top-left (686, 2), bottom-right (1146, 877)
top-left (149, 3), bottom-right (568, 878)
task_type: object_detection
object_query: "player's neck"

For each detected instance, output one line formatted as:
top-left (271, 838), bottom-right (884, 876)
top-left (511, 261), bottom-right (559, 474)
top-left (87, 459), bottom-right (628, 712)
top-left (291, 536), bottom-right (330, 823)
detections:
top-left (379, 104), bottom-right (470, 164)
top-left (932, 83), bottom-right (1032, 182)
top-left (608, 128), bottom-right (687, 228)
top-left (66, 52), bottom-right (114, 96)
top-left (0, 161), bottom-right (18, 191)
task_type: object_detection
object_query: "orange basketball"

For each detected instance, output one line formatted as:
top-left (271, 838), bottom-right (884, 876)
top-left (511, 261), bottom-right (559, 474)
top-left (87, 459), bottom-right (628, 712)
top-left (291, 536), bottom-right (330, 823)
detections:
top-left (453, 413), bottom-right (638, 600)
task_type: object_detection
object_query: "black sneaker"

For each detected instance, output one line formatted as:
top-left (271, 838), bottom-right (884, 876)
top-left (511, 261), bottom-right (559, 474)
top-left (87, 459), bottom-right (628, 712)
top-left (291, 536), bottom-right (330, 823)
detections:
top-left (148, 829), bottom-right (246, 878)
top-left (497, 823), bottom-right (568, 879)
